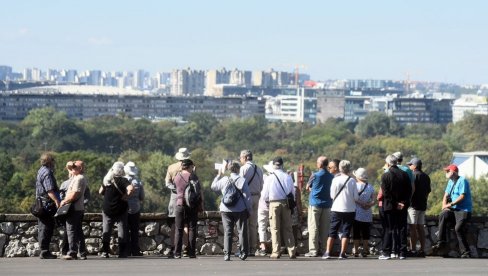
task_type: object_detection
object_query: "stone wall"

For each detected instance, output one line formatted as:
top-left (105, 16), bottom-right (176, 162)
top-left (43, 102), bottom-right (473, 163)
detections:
top-left (1, 212), bottom-right (488, 258)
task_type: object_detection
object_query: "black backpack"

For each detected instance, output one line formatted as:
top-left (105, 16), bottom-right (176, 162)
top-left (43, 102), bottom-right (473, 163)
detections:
top-left (222, 177), bottom-right (241, 207)
top-left (180, 173), bottom-right (202, 209)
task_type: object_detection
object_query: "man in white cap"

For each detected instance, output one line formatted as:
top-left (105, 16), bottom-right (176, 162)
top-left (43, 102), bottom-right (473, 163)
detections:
top-left (125, 161), bottom-right (145, 256)
top-left (165, 148), bottom-right (191, 258)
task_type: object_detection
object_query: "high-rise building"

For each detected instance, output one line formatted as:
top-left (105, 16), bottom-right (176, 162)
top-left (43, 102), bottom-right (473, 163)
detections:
top-left (133, 69), bottom-right (145, 90)
top-left (171, 68), bottom-right (205, 96)
top-left (0, 66), bottom-right (12, 81)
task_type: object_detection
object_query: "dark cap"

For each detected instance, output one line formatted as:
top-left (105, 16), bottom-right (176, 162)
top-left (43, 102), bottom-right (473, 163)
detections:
top-left (407, 158), bottom-right (422, 167)
top-left (273, 156), bottom-right (284, 166)
top-left (181, 159), bottom-right (194, 167)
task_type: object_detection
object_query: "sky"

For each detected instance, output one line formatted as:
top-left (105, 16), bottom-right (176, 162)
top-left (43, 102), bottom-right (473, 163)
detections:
top-left (1, 0), bottom-right (487, 84)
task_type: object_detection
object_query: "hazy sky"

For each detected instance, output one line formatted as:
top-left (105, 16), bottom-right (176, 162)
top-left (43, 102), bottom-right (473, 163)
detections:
top-left (1, 0), bottom-right (487, 84)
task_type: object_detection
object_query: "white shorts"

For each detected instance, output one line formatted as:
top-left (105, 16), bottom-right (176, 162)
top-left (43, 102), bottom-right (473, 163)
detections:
top-left (407, 207), bottom-right (425, 225)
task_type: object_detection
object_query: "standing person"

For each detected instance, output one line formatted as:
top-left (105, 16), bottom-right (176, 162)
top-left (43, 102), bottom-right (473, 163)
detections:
top-left (352, 168), bottom-right (375, 257)
top-left (261, 157), bottom-right (296, 259)
top-left (378, 155), bottom-right (412, 260)
top-left (60, 161), bottom-right (90, 259)
top-left (328, 159), bottom-right (340, 177)
top-left (256, 161), bottom-right (274, 256)
top-left (432, 164), bottom-right (472, 258)
top-left (212, 161), bottom-right (252, 261)
top-left (173, 159), bottom-right (201, 259)
top-left (125, 161), bottom-right (145, 256)
top-left (60, 162), bottom-right (87, 260)
top-left (59, 161), bottom-right (75, 257)
top-left (165, 148), bottom-right (191, 258)
top-left (99, 161), bottom-right (134, 258)
top-left (35, 152), bottom-right (60, 259)
top-left (239, 149), bottom-right (264, 256)
top-left (304, 156), bottom-right (334, 257)
top-left (323, 160), bottom-right (358, 260)
top-left (407, 158), bottom-right (431, 257)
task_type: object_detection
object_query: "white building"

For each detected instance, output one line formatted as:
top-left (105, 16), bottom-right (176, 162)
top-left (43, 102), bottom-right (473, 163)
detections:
top-left (451, 151), bottom-right (488, 179)
top-left (265, 88), bottom-right (316, 124)
top-left (452, 95), bottom-right (488, 123)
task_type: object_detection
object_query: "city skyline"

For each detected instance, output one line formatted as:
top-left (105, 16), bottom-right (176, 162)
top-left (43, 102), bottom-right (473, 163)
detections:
top-left (1, 0), bottom-right (487, 85)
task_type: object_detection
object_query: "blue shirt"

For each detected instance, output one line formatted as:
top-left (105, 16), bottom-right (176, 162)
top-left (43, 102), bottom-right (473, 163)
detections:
top-left (35, 165), bottom-right (59, 199)
top-left (399, 165), bottom-right (414, 183)
top-left (308, 169), bottom-right (333, 208)
top-left (445, 176), bottom-right (472, 212)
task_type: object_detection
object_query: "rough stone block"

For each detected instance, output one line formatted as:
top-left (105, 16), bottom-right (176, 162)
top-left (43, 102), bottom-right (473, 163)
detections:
top-left (200, 242), bottom-right (223, 255)
top-left (145, 222), bottom-right (159, 236)
top-left (1, 222), bottom-right (15, 235)
top-left (5, 240), bottom-right (27, 257)
top-left (477, 229), bottom-right (488, 249)
top-left (139, 237), bottom-right (157, 251)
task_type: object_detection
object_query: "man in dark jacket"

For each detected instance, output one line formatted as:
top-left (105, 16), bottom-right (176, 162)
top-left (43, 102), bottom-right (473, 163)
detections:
top-left (379, 154), bottom-right (412, 260)
top-left (407, 158), bottom-right (431, 257)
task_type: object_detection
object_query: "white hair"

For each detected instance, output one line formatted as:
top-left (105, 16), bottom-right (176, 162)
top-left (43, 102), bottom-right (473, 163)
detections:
top-left (339, 160), bottom-right (351, 174)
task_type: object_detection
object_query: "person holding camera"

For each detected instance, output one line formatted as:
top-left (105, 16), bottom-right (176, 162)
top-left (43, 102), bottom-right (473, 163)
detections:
top-left (432, 164), bottom-right (472, 258)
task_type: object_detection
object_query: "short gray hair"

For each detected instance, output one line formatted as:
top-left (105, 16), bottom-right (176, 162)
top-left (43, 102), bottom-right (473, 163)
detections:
top-left (240, 149), bottom-right (253, 161)
top-left (228, 161), bottom-right (241, 173)
top-left (339, 160), bottom-right (351, 174)
top-left (385, 155), bottom-right (398, 166)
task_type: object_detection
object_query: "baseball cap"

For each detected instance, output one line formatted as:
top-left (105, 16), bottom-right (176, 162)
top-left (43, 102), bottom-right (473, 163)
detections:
top-left (443, 164), bottom-right (458, 173)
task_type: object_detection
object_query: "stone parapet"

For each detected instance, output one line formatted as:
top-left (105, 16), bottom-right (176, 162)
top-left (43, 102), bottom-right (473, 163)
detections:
top-left (1, 212), bottom-right (487, 258)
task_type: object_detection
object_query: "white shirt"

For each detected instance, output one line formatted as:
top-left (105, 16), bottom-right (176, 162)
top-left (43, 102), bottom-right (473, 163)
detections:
top-left (330, 174), bottom-right (358, 212)
top-left (262, 169), bottom-right (295, 202)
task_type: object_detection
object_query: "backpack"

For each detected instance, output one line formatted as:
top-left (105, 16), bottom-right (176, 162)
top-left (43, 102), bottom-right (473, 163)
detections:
top-left (184, 175), bottom-right (201, 209)
top-left (222, 177), bottom-right (241, 207)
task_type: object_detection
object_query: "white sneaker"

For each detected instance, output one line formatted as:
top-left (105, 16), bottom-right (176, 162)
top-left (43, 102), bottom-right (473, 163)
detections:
top-left (379, 254), bottom-right (391, 260)
top-left (321, 252), bottom-right (331, 259)
top-left (390, 253), bottom-right (398, 259)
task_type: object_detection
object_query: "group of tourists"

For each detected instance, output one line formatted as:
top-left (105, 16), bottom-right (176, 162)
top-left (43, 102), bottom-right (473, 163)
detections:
top-left (33, 148), bottom-right (473, 261)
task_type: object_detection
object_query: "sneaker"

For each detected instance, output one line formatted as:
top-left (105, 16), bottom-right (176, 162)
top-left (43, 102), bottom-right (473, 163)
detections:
top-left (63, 254), bottom-right (77, 260)
top-left (378, 254), bottom-right (391, 260)
top-left (224, 255), bottom-right (231, 261)
top-left (321, 252), bottom-right (331, 259)
top-left (269, 253), bottom-right (280, 259)
top-left (399, 255), bottom-right (406, 260)
top-left (39, 252), bottom-right (57, 259)
top-left (460, 251), bottom-right (471, 258)
top-left (189, 255), bottom-right (197, 259)
top-left (304, 252), bottom-right (318, 257)
top-left (101, 252), bottom-right (109, 258)
top-left (431, 242), bottom-right (445, 250)
top-left (390, 253), bottom-right (398, 259)
top-left (289, 254), bottom-right (297, 259)
top-left (338, 252), bottom-right (348, 260)
top-left (256, 249), bottom-right (267, 256)
top-left (79, 255), bottom-right (87, 260)
top-left (360, 252), bottom-right (368, 258)
top-left (239, 253), bottom-right (248, 261)
top-left (174, 254), bottom-right (182, 259)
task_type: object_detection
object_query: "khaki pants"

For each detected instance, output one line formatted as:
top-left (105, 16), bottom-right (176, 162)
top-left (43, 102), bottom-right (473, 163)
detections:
top-left (269, 201), bottom-right (296, 256)
top-left (308, 206), bottom-right (330, 254)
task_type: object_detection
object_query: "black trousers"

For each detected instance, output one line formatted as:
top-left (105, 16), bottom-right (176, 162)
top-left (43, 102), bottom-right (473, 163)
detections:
top-left (438, 209), bottom-right (471, 253)
top-left (382, 209), bottom-right (408, 256)
top-left (38, 215), bottom-right (55, 252)
top-left (66, 210), bottom-right (84, 256)
top-left (174, 205), bottom-right (197, 256)
top-left (128, 212), bottom-right (141, 254)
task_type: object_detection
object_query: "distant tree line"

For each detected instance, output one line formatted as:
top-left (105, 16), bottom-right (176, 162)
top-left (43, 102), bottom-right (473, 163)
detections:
top-left (1, 107), bottom-right (487, 215)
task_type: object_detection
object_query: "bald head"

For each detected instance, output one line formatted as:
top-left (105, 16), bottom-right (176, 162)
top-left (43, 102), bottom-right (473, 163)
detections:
top-left (317, 156), bottom-right (328, 169)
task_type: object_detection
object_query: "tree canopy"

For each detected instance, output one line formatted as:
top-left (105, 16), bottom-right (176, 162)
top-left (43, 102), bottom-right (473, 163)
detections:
top-left (1, 107), bottom-right (487, 216)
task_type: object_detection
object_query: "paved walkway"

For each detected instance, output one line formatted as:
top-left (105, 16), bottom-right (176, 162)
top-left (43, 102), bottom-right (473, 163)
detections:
top-left (1, 256), bottom-right (487, 275)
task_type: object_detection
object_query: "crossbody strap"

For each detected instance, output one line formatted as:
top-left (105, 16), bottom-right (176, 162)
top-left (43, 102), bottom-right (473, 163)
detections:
top-left (112, 177), bottom-right (126, 197)
top-left (273, 173), bottom-right (288, 198)
top-left (246, 164), bottom-right (258, 186)
top-left (358, 183), bottom-right (368, 196)
top-left (334, 176), bottom-right (351, 201)
top-left (448, 179), bottom-right (457, 196)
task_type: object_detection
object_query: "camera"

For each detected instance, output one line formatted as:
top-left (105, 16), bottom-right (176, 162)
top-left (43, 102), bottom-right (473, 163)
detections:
top-left (446, 195), bottom-right (452, 204)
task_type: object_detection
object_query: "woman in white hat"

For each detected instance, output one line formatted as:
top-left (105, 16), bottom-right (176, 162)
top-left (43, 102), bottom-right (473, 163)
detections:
top-left (352, 167), bottom-right (375, 257)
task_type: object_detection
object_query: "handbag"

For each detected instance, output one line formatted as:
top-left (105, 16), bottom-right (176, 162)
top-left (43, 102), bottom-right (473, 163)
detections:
top-left (30, 197), bottom-right (47, 217)
top-left (273, 173), bottom-right (296, 212)
top-left (54, 203), bottom-right (73, 218)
